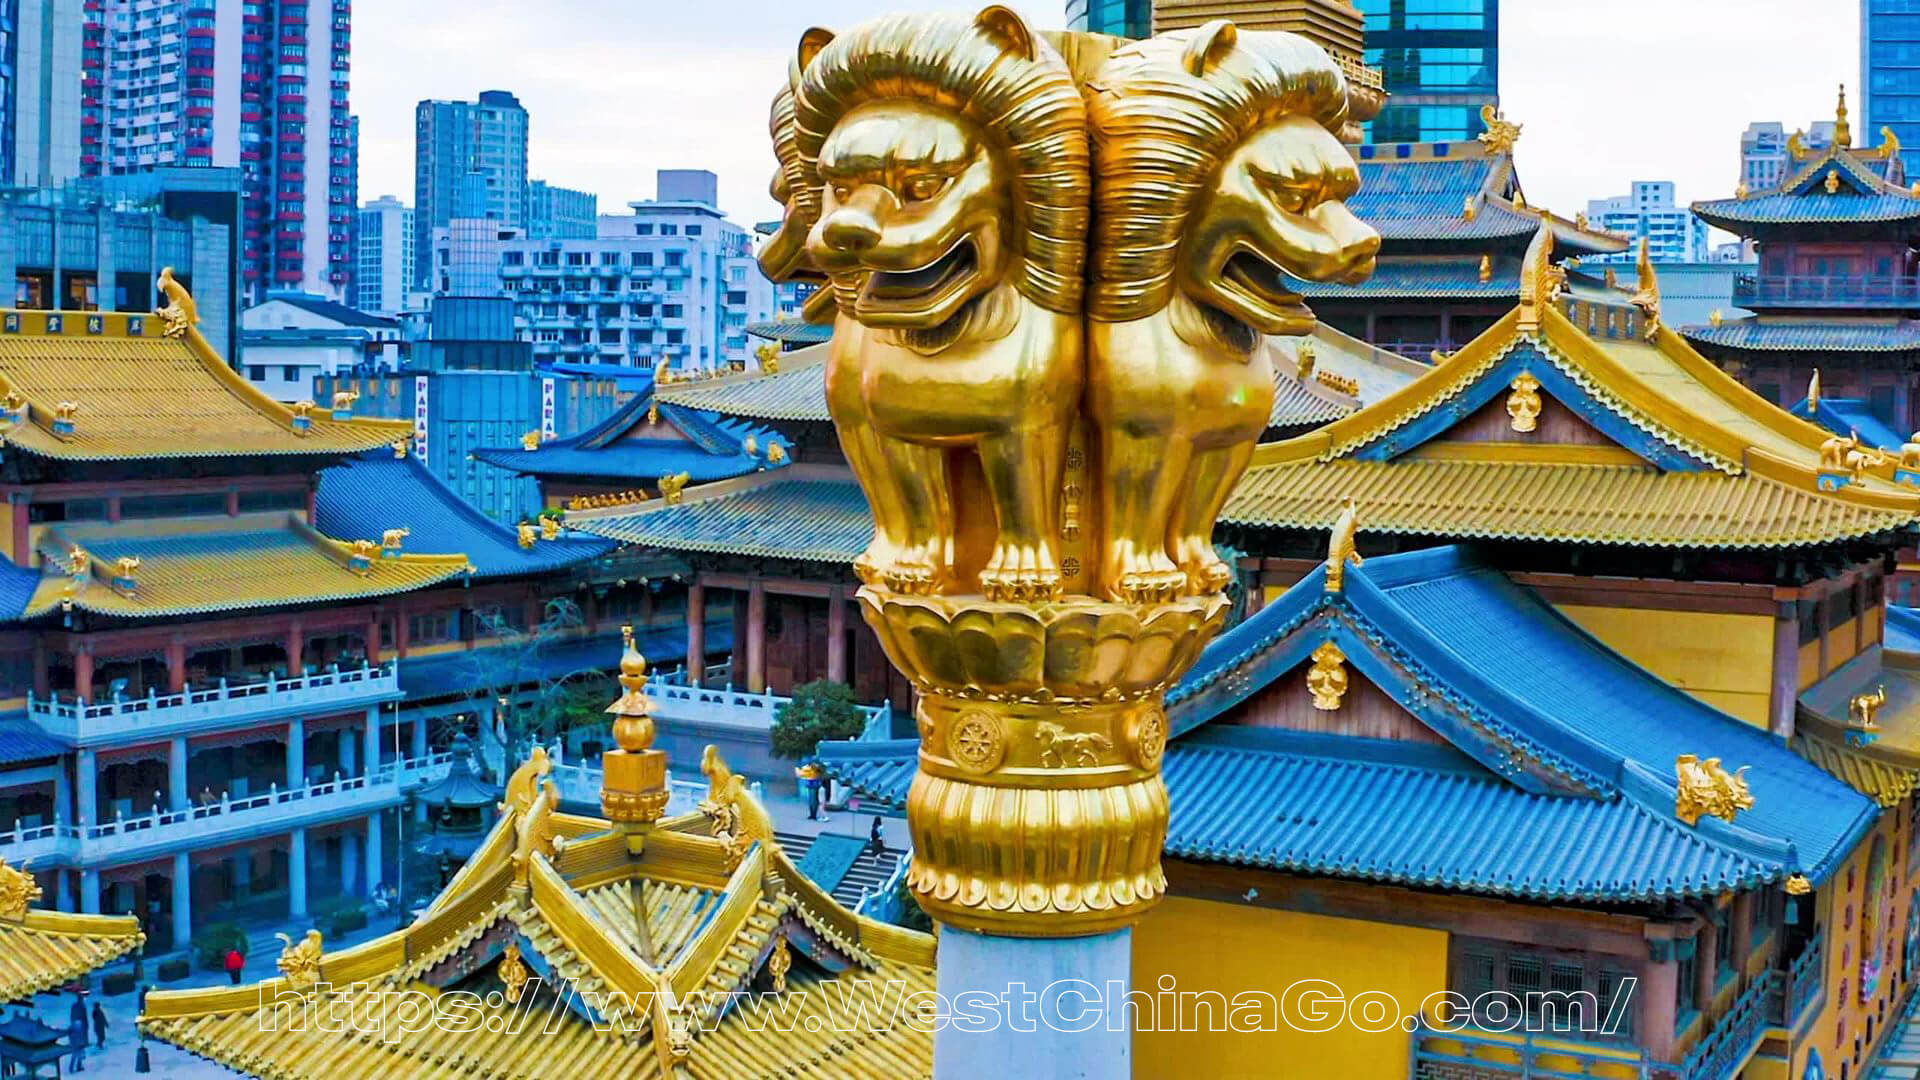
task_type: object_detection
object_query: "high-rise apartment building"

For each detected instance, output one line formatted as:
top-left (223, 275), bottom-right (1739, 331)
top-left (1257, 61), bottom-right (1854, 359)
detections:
top-left (528, 180), bottom-right (596, 240)
top-left (414, 90), bottom-right (528, 289)
top-left (2, 0), bottom-right (354, 302)
top-left (1739, 119), bottom-right (1835, 192)
top-left (1584, 181), bottom-right (1710, 265)
top-left (1864, 0), bottom-right (1920, 180)
top-left (354, 195), bottom-right (413, 315)
top-left (496, 169), bottom-right (773, 374)
top-left (1353, 0), bottom-right (1498, 143)
top-left (1065, 0), bottom-right (1152, 37)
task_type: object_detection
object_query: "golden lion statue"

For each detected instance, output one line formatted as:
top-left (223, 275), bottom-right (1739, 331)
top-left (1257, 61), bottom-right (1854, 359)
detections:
top-left (1084, 22), bottom-right (1379, 600)
top-left (793, 6), bottom-right (1089, 602)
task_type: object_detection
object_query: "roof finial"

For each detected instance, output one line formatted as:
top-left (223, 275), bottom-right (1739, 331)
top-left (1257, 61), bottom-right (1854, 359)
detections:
top-left (1476, 104), bottom-right (1521, 155)
top-left (1517, 226), bottom-right (1561, 333)
top-left (1836, 82), bottom-right (1852, 148)
top-left (156, 267), bottom-right (199, 339)
top-left (1325, 497), bottom-right (1364, 595)
top-left (1628, 238), bottom-right (1661, 332)
top-left (1809, 368), bottom-right (1822, 411)
top-left (601, 625), bottom-right (669, 828)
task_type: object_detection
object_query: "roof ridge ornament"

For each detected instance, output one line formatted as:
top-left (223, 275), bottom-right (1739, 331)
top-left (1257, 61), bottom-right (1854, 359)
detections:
top-left (1307, 640), bottom-right (1348, 710)
top-left (274, 929), bottom-right (323, 992)
top-left (50, 400), bottom-right (77, 439)
top-left (1325, 497), bottom-right (1364, 594)
top-left (1477, 104), bottom-right (1521, 155)
top-left (156, 266), bottom-right (199, 339)
top-left (1808, 368), bottom-right (1821, 411)
top-left (1628, 238), bottom-right (1661, 335)
top-left (1825, 168), bottom-right (1843, 195)
top-left (1673, 753), bottom-right (1753, 826)
top-left (1835, 83), bottom-right (1852, 149)
top-left (0, 858), bottom-right (42, 920)
top-left (1516, 226), bottom-right (1562, 333)
top-left (1478, 254), bottom-right (1492, 283)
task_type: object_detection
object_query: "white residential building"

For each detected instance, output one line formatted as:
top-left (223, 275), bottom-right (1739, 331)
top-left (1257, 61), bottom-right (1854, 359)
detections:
top-left (1585, 181), bottom-right (1710, 264)
top-left (240, 293), bottom-right (401, 401)
top-left (354, 196), bottom-right (414, 316)
top-left (496, 169), bottom-right (774, 373)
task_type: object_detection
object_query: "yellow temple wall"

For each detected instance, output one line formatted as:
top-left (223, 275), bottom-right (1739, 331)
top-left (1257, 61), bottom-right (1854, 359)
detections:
top-left (1794, 808), bottom-right (1912, 1078)
top-left (1132, 896), bottom-right (1448, 1079)
top-left (1554, 604), bottom-right (1775, 727)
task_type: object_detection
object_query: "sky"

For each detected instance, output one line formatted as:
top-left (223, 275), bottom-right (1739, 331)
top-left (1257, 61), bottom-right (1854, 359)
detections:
top-left (353, 0), bottom-right (1863, 230)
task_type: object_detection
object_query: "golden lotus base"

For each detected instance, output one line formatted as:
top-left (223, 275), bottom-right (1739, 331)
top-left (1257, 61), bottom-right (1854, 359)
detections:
top-left (856, 587), bottom-right (1220, 937)
top-left (906, 767), bottom-right (1169, 937)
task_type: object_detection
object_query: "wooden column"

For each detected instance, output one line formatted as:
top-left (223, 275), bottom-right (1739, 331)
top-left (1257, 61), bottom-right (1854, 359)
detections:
top-left (31, 641), bottom-right (47, 699)
top-left (394, 605), bottom-right (411, 659)
top-left (1639, 947), bottom-right (1679, 1063)
top-left (10, 498), bottom-right (28, 568)
top-left (73, 643), bottom-right (93, 702)
top-left (746, 578), bottom-right (767, 694)
top-left (1693, 926), bottom-right (1715, 1013)
top-left (1856, 573), bottom-right (1871, 656)
top-left (225, 488), bottom-right (240, 516)
top-left (686, 582), bottom-right (706, 685)
top-left (166, 638), bottom-right (187, 693)
top-left (1731, 893), bottom-right (1754, 969)
top-left (286, 621), bottom-right (305, 676)
top-left (365, 614), bottom-right (382, 662)
top-left (1769, 598), bottom-right (1799, 739)
top-left (827, 585), bottom-right (847, 684)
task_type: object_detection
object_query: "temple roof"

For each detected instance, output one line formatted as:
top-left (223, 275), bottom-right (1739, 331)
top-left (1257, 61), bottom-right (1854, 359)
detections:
top-left (1223, 264), bottom-right (1920, 550)
top-left (826, 546), bottom-right (1878, 899)
top-left (0, 902), bottom-right (145, 1003)
top-left (0, 309), bottom-right (409, 461)
top-left (473, 386), bottom-right (789, 484)
top-left (1684, 319), bottom-right (1920, 353)
top-left (1349, 142), bottom-right (1629, 255)
top-left (1693, 115), bottom-right (1919, 235)
top-left (1289, 255), bottom-right (1520, 299)
top-left (26, 514), bottom-right (471, 618)
top-left (744, 319), bottom-right (832, 345)
top-left (654, 343), bottom-right (833, 423)
top-left (1786, 394), bottom-right (1908, 452)
top-left (317, 449), bottom-right (615, 578)
top-left (140, 750), bottom-right (935, 1079)
top-left (569, 466), bottom-right (873, 565)
top-left (1796, 647), bottom-right (1920, 808)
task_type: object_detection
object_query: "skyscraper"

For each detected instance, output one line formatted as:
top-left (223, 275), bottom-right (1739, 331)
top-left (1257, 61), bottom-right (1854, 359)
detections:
top-left (354, 195), bottom-right (414, 316)
top-left (1065, 0), bottom-right (1152, 37)
top-left (3, 0), bottom-right (355, 303)
top-left (413, 90), bottom-right (529, 290)
top-left (528, 180), bottom-right (596, 240)
top-left (1151, 0), bottom-right (1385, 140)
top-left (1863, 0), bottom-right (1920, 180)
top-left (1354, 0), bottom-right (1499, 143)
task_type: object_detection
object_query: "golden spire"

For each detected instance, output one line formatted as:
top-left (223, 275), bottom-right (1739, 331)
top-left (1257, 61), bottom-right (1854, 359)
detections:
top-left (1629, 238), bottom-right (1661, 330)
top-left (1478, 254), bottom-right (1492, 283)
top-left (1809, 368), bottom-right (1822, 411)
top-left (1835, 83), bottom-right (1852, 148)
top-left (601, 625), bottom-right (669, 828)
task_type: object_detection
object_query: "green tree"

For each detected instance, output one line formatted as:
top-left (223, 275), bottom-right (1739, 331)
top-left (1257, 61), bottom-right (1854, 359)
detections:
top-left (770, 680), bottom-right (867, 760)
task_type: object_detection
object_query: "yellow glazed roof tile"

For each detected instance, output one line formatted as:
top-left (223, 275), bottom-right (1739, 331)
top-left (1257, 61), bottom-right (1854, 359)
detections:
top-left (28, 514), bottom-right (470, 617)
top-left (0, 309), bottom-right (409, 461)
top-left (0, 908), bottom-right (145, 1001)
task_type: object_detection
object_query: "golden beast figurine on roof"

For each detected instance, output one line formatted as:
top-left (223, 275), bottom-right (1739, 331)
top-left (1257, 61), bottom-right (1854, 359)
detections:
top-left (763, 7), bottom-right (1377, 937)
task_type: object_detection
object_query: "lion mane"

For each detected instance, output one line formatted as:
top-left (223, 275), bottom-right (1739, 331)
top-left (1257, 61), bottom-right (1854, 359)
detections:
top-left (790, 10), bottom-right (1090, 315)
top-left (1084, 26), bottom-right (1351, 321)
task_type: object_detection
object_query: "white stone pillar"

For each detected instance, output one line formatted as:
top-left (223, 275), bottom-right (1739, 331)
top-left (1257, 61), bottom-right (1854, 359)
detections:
top-left (287, 718), bottom-right (305, 789)
top-left (171, 852), bottom-right (191, 947)
top-left (364, 813), bottom-right (382, 896)
top-left (289, 827), bottom-right (308, 920)
top-left (169, 736), bottom-right (189, 810)
top-left (363, 706), bottom-right (381, 775)
top-left (74, 749), bottom-right (95, 828)
top-left (80, 869), bottom-right (100, 915)
top-left (934, 928), bottom-right (1133, 1080)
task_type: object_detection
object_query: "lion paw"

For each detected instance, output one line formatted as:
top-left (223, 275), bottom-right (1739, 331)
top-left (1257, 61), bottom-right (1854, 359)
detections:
top-left (982, 544), bottom-right (1062, 603)
top-left (1106, 550), bottom-right (1185, 604)
top-left (853, 548), bottom-right (887, 587)
top-left (1171, 539), bottom-right (1233, 596)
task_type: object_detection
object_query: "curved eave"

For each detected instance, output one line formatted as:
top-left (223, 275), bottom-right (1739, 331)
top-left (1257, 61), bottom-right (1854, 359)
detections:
top-left (0, 909), bottom-right (145, 1002)
top-left (1682, 323), bottom-right (1920, 353)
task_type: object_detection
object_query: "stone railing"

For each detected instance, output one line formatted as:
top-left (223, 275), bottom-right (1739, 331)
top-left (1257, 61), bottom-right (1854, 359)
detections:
top-left (646, 675), bottom-right (889, 733)
top-left (543, 747), bottom-right (757, 816)
top-left (28, 662), bottom-right (399, 744)
top-left (855, 848), bottom-right (913, 924)
top-left (0, 752), bottom-right (449, 866)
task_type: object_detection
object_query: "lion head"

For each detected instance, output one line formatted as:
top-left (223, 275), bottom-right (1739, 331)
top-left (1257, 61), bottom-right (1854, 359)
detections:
top-left (756, 37), bottom-right (831, 288)
top-left (793, 5), bottom-right (1088, 329)
top-left (1086, 22), bottom-right (1380, 336)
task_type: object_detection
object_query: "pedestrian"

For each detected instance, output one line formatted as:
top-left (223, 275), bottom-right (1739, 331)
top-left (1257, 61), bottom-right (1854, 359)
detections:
top-left (91, 1000), bottom-right (106, 1049)
top-left (869, 815), bottom-right (886, 855)
top-left (224, 946), bottom-right (244, 985)
top-left (800, 762), bottom-right (822, 821)
top-left (66, 994), bottom-right (86, 1072)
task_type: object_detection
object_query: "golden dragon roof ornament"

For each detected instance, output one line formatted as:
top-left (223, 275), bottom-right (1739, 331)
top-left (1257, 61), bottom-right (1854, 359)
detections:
top-left (1477, 105), bottom-right (1521, 154)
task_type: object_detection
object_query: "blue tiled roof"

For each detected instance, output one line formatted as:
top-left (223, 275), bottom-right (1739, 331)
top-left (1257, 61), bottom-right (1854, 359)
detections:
top-left (397, 622), bottom-right (733, 701)
top-left (1348, 154), bottom-right (1535, 241)
top-left (0, 716), bottom-right (66, 763)
top-left (1683, 320), bottom-right (1920, 353)
top-left (1695, 193), bottom-right (1920, 228)
top-left (472, 389), bottom-right (789, 483)
top-left (1782, 395), bottom-right (1909, 451)
top-left (822, 547), bottom-right (1879, 900)
top-left (317, 450), bottom-right (615, 578)
top-left (541, 361), bottom-right (657, 388)
top-left (1289, 257), bottom-right (1518, 298)
top-left (570, 470), bottom-right (874, 564)
top-left (1889, 606), bottom-right (1920, 653)
top-left (0, 562), bottom-right (43, 623)
top-left (747, 320), bottom-right (832, 344)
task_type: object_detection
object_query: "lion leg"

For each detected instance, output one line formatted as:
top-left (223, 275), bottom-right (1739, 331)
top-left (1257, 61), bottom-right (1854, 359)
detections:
top-left (835, 421), bottom-right (907, 588)
top-left (875, 437), bottom-right (953, 594)
top-left (1099, 427), bottom-right (1189, 604)
top-left (1171, 439), bottom-right (1256, 595)
top-left (976, 427), bottom-right (1066, 602)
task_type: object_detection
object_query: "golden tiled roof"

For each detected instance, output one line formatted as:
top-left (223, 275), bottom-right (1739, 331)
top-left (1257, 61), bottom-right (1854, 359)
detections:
top-left (0, 309), bottom-right (409, 461)
top-left (654, 342), bottom-right (832, 422)
top-left (27, 514), bottom-right (471, 618)
top-left (0, 907), bottom-right (145, 1001)
top-left (140, 748), bottom-right (936, 1079)
top-left (1227, 296), bottom-right (1920, 547)
top-left (1796, 650), bottom-right (1920, 807)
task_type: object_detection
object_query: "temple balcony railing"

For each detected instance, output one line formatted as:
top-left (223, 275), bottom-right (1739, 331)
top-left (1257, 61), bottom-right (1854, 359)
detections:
top-left (855, 847), bottom-right (913, 924)
top-left (27, 662), bottom-right (400, 746)
top-left (1373, 340), bottom-right (1450, 360)
top-left (1409, 971), bottom-right (1778, 1080)
top-left (0, 751), bottom-right (450, 868)
top-left (1732, 272), bottom-right (1920, 309)
top-left (645, 675), bottom-right (890, 734)
top-left (1770, 933), bottom-right (1825, 1031)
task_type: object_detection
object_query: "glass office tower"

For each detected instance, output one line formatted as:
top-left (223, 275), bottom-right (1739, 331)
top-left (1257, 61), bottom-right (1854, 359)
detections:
top-left (1865, 0), bottom-right (1920, 179)
top-left (1355, 0), bottom-right (1499, 143)
top-left (1066, 0), bottom-right (1154, 39)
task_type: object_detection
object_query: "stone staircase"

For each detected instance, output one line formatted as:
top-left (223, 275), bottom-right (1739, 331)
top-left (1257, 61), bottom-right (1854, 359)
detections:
top-left (775, 830), bottom-right (902, 908)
